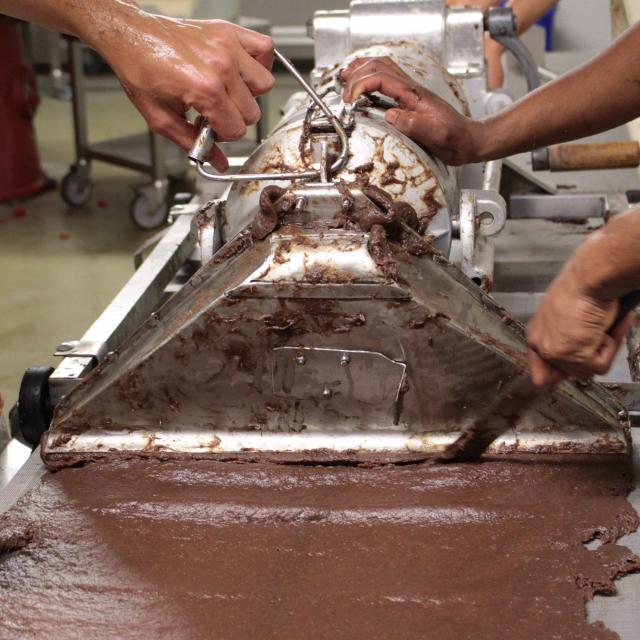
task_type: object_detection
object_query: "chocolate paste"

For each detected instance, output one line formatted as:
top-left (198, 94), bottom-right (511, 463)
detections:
top-left (252, 186), bottom-right (297, 241)
top-left (1, 456), bottom-right (638, 639)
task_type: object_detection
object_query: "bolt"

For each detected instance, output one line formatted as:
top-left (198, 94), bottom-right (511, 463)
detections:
top-left (340, 354), bottom-right (351, 367)
top-left (57, 342), bottom-right (74, 353)
top-left (148, 312), bottom-right (159, 327)
top-left (295, 196), bottom-right (307, 211)
top-left (322, 387), bottom-right (333, 399)
top-left (341, 197), bottom-right (353, 211)
top-left (296, 355), bottom-right (306, 366)
top-left (618, 410), bottom-right (629, 421)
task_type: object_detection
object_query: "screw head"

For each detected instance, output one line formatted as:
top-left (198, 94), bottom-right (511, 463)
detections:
top-left (296, 355), bottom-right (306, 366)
top-left (57, 342), bottom-right (74, 353)
top-left (340, 354), bottom-right (351, 367)
top-left (618, 409), bottom-right (629, 421)
top-left (341, 197), bottom-right (353, 211)
top-left (322, 387), bottom-right (333, 399)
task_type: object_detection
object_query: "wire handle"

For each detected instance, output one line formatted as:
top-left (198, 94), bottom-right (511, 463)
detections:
top-left (189, 49), bottom-right (349, 183)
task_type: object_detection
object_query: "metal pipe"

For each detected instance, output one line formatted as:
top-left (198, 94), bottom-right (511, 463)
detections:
top-left (482, 159), bottom-right (503, 193)
top-left (192, 49), bottom-right (350, 183)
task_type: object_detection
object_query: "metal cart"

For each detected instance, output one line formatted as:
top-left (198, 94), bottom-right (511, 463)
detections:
top-left (60, 17), bottom-right (270, 230)
top-left (60, 36), bottom-right (190, 229)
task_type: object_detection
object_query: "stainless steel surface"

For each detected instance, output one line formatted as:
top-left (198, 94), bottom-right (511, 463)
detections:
top-left (0, 444), bottom-right (42, 511)
top-left (223, 39), bottom-right (465, 255)
top-left (312, 1), bottom-right (485, 78)
top-left (509, 194), bottom-right (607, 220)
top-left (459, 188), bottom-right (506, 287)
top-left (42, 221), bottom-right (628, 463)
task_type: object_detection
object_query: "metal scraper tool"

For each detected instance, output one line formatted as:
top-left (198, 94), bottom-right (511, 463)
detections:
top-left (438, 289), bottom-right (640, 463)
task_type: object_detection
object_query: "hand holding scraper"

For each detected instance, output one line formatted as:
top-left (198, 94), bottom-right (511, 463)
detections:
top-left (438, 290), bottom-right (640, 463)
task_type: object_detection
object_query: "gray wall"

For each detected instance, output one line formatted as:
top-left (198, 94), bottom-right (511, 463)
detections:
top-left (241, 0), bottom-right (349, 25)
top-left (554, 0), bottom-right (612, 53)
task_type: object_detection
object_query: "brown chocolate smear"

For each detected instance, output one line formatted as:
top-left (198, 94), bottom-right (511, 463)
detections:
top-left (0, 456), bottom-right (638, 639)
top-left (367, 224), bottom-right (398, 279)
top-left (252, 186), bottom-right (297, 241)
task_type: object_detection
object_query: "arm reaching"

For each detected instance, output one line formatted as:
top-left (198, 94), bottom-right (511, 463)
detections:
top-left (526, 207), bottom-right (640, 387)
top-left (0, 0), bottom-right (275, 170)
top-left (342, 22), bottom-right (640, 165)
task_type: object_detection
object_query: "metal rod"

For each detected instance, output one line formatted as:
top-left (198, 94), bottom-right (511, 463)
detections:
top-left (192, 48), bottom-right (350, 183)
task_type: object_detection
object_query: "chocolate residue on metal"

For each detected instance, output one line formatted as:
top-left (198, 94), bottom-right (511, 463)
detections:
top-left (212, 230), bottom-right (254, 265)
top-left (252, 186), bottom-right (297, 241)
top-left (0, 456), bottom-right (638, 639)
top-left (259, 309), bottom-right (306, 336)
top-left (367, 224), bottom-right (398, 279)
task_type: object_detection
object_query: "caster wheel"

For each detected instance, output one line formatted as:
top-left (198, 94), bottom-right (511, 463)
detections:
top-left (129, 193), bottom-right (169, 230)
top-left (61, 167), bottom-right (93, 207)
top-left (17, 367), bottom-right (54, 448)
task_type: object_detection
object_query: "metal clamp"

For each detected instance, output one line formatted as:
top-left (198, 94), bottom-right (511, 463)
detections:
top-left (190, 49), bottom-right (350, 183)
top-left (459, 189), bottom-right (507, 290)
top-left (54, 340), bottom-right (108, 361)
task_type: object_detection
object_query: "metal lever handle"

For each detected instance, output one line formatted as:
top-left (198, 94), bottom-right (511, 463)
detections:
top-left (189, 49), bottom-right (350, 183)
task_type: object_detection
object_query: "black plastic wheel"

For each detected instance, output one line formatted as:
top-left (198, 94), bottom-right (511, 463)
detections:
top-left (18, 367), bottom-right (55, 447)
top-left (61, 167), bottom-right (93, 208)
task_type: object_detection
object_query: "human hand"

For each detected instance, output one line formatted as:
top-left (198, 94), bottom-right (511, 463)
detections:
top-left (96, 14), bottom-right (274, 171)
top-left (341, 57), bottom-right (484, 165)
top-left (526, 261), bottom-right (633, 387)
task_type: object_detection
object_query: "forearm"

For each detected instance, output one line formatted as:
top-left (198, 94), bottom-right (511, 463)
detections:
top-left (475, 22), bottom-right (640, 160)
top-left (0, 0), bottom-right (142, 47)
top-left (569, 206), bottom-right (640, 301)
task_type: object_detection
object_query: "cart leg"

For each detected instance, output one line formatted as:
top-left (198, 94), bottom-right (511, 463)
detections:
top-left (68, 38), bottom-right (90, 167)
top-left (49, 31), bottom-right (71, 101)
top-left (128, 131), bottom-right (170, 230)
top-left (60, 37), bottom-right (93, 207)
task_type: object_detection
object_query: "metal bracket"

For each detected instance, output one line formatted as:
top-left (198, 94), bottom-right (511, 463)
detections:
top-left (459, 189), bottom-right (507, 289)
top-left (54, 340), bottom-right (108, 361)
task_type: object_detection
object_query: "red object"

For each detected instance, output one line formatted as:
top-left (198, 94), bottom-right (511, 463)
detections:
top-left (97, 199), bottom-right (109, 209)
top-left (11, 206), bottom-right (27, 219)
top-left (59, 232), bottom-right (70, 240)
top-left (0, 18), bottom-right (51, 203)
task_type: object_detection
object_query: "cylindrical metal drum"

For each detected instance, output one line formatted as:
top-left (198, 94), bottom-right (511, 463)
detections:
top-left (223, 41), bottom-right (468, 256)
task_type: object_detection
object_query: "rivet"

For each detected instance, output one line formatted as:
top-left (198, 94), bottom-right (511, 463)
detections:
top-left (340, 354), bottom-right (351, 367)
top-left (296, 355), bottom-right (306, 366)
top-left (322, 387), bottom-right (333, 399)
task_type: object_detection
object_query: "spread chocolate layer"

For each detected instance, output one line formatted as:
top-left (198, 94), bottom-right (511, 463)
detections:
top-left (1, 456), bottom-right (638, 639)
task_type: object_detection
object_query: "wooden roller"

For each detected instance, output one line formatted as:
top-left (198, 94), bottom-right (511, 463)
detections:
top-left (546, 141), bottom-right (640, 172)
